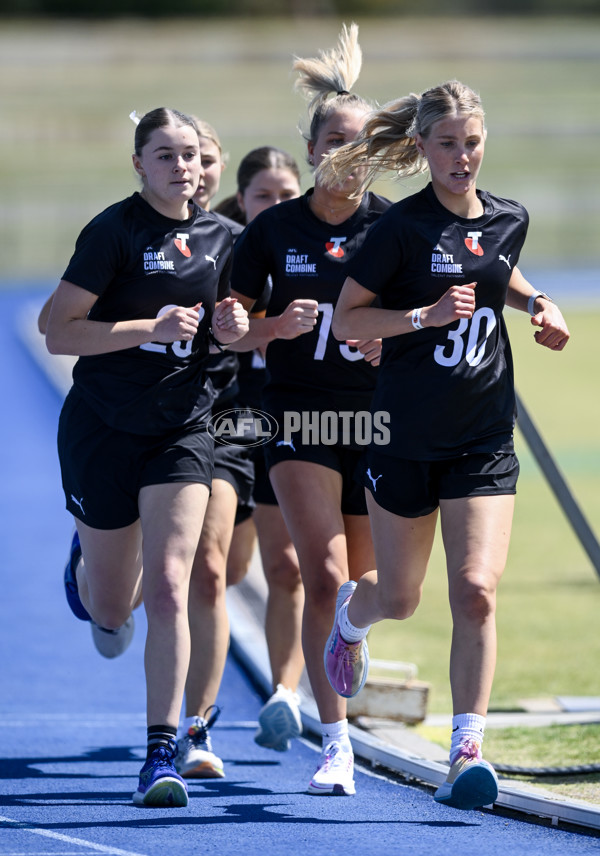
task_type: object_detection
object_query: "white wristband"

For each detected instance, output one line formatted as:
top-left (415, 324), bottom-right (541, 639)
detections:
top-left (527, 291), bottom-right (552, 316)
top-left (411, 307), bottom-right (424, 330)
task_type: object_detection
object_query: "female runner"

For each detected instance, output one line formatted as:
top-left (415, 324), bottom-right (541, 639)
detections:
top-left (176, 141), bottom-right (303, 775)
top-left (218, 147), bottom-right (307, 754)
top-left (319, 79), bottom-right (570, 810)
top-left (45, 107), bottom-right (248, 807)
top-left (231, 24), bottom-right (390, 796)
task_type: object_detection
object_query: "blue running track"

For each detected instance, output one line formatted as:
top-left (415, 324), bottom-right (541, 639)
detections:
top-left (1, 287), bottom-right (598, 856)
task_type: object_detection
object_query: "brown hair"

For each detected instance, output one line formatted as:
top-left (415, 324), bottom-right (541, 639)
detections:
top-left (133, 107), bottom-right (198, 155)
top-left (214, 146), bottom-right (301, 224)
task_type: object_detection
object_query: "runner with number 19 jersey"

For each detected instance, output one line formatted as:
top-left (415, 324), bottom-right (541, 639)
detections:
top-left (231, 188), bottom-right (391, 416)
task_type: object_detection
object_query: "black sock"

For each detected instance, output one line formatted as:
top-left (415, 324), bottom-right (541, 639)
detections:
top-left (146, 724), bottom-right (177, 759)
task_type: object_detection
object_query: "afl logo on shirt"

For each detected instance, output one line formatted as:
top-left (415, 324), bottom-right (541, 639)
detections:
top-left (174, 232), bottom-right (192, 257)
top-left (326, 237), bottom-right (347, 258)
top-left (465, 231), bottom-right (484, 256)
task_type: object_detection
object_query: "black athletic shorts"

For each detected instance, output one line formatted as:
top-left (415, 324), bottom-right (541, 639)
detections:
top-left (264, 434), bottom-right (367, 517)
top-left (360, 441), bottom-right (520, 518)
top-left (230, 446), bottom-right (276, 527)
top-left (252, 448), bottom-right (277, 506)
top-left (213, 440), bottom-right (256, 526)
top-left (260, 388), bottom-right (372, 515)
top-left (58, 387), bottom-right (214, 530)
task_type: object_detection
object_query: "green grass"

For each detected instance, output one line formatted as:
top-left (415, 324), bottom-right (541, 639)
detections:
top-left (1, 16), bottom-right (600, 280)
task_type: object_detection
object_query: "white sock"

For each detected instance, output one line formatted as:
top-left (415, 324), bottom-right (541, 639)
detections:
top-left (338, 601), bottom-right (371, 643)
top-left (321, 718), bottom-right (350, 749)
top-left (450, 712), bottom-right (486, 763)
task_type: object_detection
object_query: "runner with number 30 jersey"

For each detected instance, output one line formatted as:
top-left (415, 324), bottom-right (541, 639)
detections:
top-left (318, 79), bottom-right (570, 814)
top-left (347, 183), bottom-right (527, 458)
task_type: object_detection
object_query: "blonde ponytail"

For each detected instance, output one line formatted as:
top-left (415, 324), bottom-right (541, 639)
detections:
top-left (318, 80), bottom-right (485, 195)
top-left (293, 23), bottom-right (362, 113)
top-left (293, 23), bottom-right (371, 149)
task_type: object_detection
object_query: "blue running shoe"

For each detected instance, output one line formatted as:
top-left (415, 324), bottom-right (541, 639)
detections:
top-left (133, 745), bottom-right (188, 807)
top-left (434, 739), bottom-right (498, 810)
top-left (63, 530), bottom-right (91, 622)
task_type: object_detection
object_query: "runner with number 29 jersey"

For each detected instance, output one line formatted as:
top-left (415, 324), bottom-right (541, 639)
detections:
top-left (347, 183), bottom-right (528, 459)
top-left (64, 192), bottom-right (233, 436)
top-left (231, 188), bottom-right (391, 408)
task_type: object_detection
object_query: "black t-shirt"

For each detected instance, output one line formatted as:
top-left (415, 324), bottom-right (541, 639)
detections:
top-left (235, 276), bottom-right (272, 411)
top-left (231, 189), bottom-right (392, 408)
top-left (347, 183), bottom-right (529, 459)
top-left (63, 192), bottom-right (232, 435)
top-left (203, 211), bottom-right (244, 410)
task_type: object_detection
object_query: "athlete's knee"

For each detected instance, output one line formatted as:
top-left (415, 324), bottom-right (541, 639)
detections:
top-left (143, 554), bottom-right (194, 618)
top-left (225, 559), bottom-right (250, 588)
top-left (263, 551), bottom-right (302, 594)
top-left (304, 570), bottom-right (343, 612)
top-left (377, 589), bottom-right (421, 621)
top-left (450, 571), bottom-right (496, 622)
top-left (189, 549), bottom-right (226, 606)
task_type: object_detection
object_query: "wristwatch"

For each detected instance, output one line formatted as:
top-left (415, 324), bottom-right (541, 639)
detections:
top-left (527, 291), bottom-right (553, 316)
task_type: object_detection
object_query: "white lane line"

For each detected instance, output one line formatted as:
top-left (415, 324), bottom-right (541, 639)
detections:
top-left (0, 816), bottom-right (149, 856)
top-left (0, 716), bottom-right (256, 728)
top-left (0, 714), bottom-right (147, 728)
